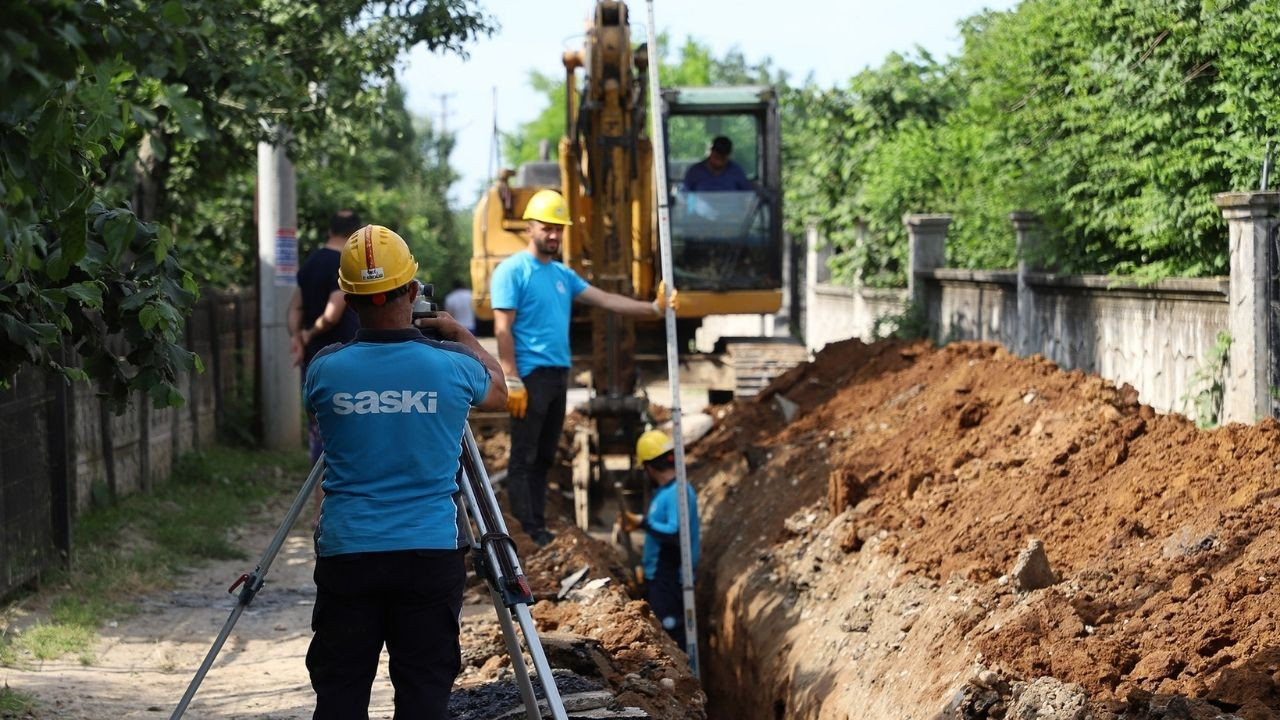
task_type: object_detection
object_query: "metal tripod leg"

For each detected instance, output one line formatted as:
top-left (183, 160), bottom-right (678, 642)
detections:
top-left (457, 491), bottom-right (541, 720)
top-left (492, 590), bottom-right (543, 720)
top-left (170, 453), bottom-right (326, 720)
top-left (459, 424), bottom-right (568, 720)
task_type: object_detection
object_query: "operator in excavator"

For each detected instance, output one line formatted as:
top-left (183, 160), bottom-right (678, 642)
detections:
top-left (681, 135), bottom-right (752, 193)
top-left (491, 188), bottom-right (677, 547)
top-left (623, 429), bottom-right (700, 650)
top-left (303, 225), bottom-right (506, 719)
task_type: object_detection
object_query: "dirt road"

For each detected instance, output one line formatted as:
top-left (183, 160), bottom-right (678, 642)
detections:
top-left (3, 474), bottom-right (704, 720)
top-left (0, 494), bottom-right (489, 719)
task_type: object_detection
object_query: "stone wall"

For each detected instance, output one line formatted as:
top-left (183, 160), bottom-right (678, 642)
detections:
top-left (802, 191), bottom-right (1280, 421)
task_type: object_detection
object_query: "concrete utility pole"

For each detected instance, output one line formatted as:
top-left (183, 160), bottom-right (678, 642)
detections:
top-left (433, 92), bottom-right (456, 134)
top-left (257, 137), bottom-right (301, 450)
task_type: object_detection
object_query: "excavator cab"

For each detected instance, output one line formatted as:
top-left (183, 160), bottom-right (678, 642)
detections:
top-left (662, 86), bottom-right (783, 302)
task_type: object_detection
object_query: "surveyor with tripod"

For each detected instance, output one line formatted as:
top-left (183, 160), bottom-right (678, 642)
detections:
top-left (303, 224), bottom-right (507, 719)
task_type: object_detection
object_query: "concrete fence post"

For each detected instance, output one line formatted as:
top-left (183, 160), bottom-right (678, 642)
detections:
top-left (1011, 211), bottom-right (1043, 356)
top-left (804, 224), bottom-right (820, 350)
top-left (904, 214), bottom-right (951, 335)
top-left (1216, 191), bottom-right (1280, 424)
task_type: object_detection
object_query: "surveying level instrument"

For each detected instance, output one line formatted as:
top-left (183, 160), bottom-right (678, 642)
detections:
top-left (171, 281), bottom-right (567, 719)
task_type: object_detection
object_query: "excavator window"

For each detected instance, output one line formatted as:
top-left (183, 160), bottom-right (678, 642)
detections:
top-left (664, 113), bottom-right (779, 292)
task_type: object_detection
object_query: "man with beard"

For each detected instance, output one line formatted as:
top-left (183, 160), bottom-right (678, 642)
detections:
top-left (490, 189), bottom-right (675, 546)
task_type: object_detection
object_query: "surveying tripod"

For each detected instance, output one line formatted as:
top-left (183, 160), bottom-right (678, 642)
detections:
top-left (169, 430), bottom-right (569, 720)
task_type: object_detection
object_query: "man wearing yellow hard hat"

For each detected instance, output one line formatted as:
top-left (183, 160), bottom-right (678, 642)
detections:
top-left (622, 429), bottom-right (700, 650)
top-left (490, 189), bottom-right (676, 547)
top-left (304, 225), bottom-right (507, 718)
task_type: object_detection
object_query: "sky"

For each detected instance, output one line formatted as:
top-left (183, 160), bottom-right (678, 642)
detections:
top-left (398, 0), bottom-right (1020, 205)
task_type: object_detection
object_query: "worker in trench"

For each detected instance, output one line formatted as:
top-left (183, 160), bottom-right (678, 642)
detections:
top-left (622, 430), bottom-right (701, 650)
top-left (302, 225), bottom-right (507, 719)
top-left (491, 188), bottom-right (676, 547)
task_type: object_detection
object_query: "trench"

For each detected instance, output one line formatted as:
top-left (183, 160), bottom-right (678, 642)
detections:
top-left (466, 337), bottom-right (1280, 719)
top-left (678, 338), bottom-right (1280, 720)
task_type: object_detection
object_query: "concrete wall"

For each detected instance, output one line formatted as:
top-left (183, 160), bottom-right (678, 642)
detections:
top-left (807, 284), bottom-right (909, 352)
top-left (1, 289), bottom-right (256, 599)
top-left (923, 270), bottom-right (1229, 414)
top-left (930, 270), bottom-right (1018, 347)
top-left (803, 193), bottom-right (1280, 422)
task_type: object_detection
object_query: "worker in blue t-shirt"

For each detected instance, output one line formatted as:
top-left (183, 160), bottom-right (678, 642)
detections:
top-left (681, 135), bottom-right (752, 193)
top-left (303, 224), bottom-right (506, 720)
top-left (490, 189), bottom-right (676, 547)
top-left (622, 429), bottom-right (699, 651)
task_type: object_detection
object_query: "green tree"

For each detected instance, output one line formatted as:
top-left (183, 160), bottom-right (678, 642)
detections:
top-left (502, 71), bottom-right (567, 169)
top-left (791, 0), bottom-right (1280, 285)
top-left (783, 50), bottom-right (959, 285)
top-left (501, 34), bottom-right (782, 172)
top-left (1, 0), bottom-right (491, 406)
top-left (296, 82), bottom-right (468, 291)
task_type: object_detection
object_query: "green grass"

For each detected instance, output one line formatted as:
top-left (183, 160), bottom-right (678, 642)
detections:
top-left (0, 446), bottom-right (310, 667)
top-left (0, 683), bottom-right (37, 716)
top-left (10, 624), bottom-right (95, 662)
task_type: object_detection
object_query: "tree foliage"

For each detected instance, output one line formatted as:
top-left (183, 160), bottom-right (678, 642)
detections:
top-left (787, 0), bottom-right (1280, 285)
top-left (501, 70), bottom-right (567, 169)
top-left (501, 34), bottom-right (783, 171)
top-left (296, 82), bottom-right (469, 292)
top-left (1, 0), bottom-right (490, 406)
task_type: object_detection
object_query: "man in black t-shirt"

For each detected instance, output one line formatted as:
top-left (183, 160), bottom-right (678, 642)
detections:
top-left (289, 210), bottom-right (363, 463)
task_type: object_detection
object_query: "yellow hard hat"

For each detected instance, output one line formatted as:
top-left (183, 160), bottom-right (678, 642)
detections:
top-left (338, 225), bottom-right (419, 295)
top-left (635, 429), bottom-right (674, 464)
top-left (522, 189), bottom-right (573, 226)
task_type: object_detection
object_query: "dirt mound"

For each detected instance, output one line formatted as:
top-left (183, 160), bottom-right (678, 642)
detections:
top-left (694, 340), bottom-right (1280, 719)
top-left (465, 401), bottom-right (704, 719)
top-left (460, 525), bottom-right (705, 719)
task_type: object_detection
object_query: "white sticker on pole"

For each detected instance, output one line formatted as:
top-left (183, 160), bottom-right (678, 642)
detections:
top-left (274, 228), bottom-right (297, 287)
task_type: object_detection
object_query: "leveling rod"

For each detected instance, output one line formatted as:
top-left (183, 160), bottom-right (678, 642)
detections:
top-left (644, 0), bottom-right (700, 676)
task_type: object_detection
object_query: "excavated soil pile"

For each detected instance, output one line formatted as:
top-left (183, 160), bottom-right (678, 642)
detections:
top-left (464, 403), bottom-right (705, 718)
top-left (457, 524), bottom-right (706, 719)
top-left (694, 339), bottom-right (1280, 720)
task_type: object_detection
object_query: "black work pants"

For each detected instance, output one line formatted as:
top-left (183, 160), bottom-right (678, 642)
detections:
top-left (506, 366), bottom-right (569, 534)
top-left (307, 549), bottom-right (466, 720)
top-left (647, 564), bottom-right (687, 650)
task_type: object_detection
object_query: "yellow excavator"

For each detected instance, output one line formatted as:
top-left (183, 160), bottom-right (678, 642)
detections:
top-left (470, 0), bottom-right (789, 527)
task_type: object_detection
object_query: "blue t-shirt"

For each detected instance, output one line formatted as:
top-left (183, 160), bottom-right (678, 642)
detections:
top-left (681, 160), bottom-right (752, 192)
top-left (642, 480), bottom-right (700, 581)
top-left (304, 328), bottom-right (491, 556)
top-left (489, 250), bottom-right (589, 378)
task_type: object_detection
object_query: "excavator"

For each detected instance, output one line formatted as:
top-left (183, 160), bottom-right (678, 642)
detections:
top-left (470, 0), bottom-right (795, 529)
